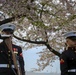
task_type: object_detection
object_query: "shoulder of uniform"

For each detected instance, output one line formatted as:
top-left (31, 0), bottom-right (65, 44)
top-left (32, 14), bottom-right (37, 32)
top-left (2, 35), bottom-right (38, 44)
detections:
top-left (0, 43), bottom-right (2, 46)
top-left (0, 42), bottom-right (3, 45)
top-left (0, 42), bottom-right (4, 47)
top-left (13, 44), bottom-right (21, 48)
top-left (61, 49), bottom-right (70, 55)
top-left (62, 49), bottom-right (69, 52)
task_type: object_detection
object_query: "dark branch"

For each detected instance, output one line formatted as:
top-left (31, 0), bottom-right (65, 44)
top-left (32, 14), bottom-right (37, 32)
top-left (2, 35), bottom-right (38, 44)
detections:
top-left (0, 14), bottom-right (26, 25)
top-left (40, 4), bottom-right (45, 19)
top-left (13, 34), bottom-right (47, 44)
top-left (14, 34), bottom-right (61, 57)
top-left (0, 17), bottom-right (15, 25)
top-left (44, 43), bottom-right (61, 57)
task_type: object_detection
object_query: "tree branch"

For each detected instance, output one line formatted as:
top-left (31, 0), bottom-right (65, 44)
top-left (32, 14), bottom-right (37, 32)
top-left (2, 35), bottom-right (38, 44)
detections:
top-left (0, 14), bottom-right (26, 25)
top-left (14, 34), bottom-right (61, 57)
top-left (44, 43), bottom-right (61, 57)
top-left (13, 34), bottom-right (47, 44)
top-left (0, 17), bottom-right (15, 25)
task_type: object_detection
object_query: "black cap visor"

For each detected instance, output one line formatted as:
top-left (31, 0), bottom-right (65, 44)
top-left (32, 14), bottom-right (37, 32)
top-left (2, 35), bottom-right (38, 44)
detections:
top-left (2, 29), bottom-right (14, 34)
top-left (67, 36), bottom-right (76, 41)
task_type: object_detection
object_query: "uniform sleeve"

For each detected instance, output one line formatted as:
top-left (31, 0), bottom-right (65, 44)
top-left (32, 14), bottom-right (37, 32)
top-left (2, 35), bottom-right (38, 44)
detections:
top-left (60, 52), bottom-right (68, 75)
top-left (18, 47), bottom-right (25, 75)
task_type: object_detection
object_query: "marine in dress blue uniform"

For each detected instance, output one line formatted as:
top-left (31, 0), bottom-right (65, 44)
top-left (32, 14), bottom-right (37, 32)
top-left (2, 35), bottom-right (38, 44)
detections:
top-left (0, 23), bottom-right (25, 75)
top-left (60, 31), bottom-right (76, 75)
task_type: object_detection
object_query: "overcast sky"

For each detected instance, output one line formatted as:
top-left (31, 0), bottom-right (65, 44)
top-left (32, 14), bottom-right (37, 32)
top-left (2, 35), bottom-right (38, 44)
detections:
top-left (23, 46), bottom-right (60, 73)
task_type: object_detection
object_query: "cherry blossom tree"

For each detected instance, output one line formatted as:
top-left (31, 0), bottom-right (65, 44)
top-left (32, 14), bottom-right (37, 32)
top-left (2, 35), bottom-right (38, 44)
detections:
top-left (0, 0), bottom-right (76, 71)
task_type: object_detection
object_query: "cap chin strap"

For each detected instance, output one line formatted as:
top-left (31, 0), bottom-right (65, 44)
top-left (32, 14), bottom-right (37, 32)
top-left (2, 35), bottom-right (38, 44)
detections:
top-left (0, 34), bottom-right (13, 40)
top-left (1, 34), bottom-right (11, 37)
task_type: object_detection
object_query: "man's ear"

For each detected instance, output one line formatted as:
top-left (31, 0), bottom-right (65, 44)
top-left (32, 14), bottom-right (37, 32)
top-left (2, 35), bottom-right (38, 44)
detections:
top-left (1, 31), bottom-right (5, 35)
top-left (66, 39), bottom-right (68, 43)
top-left (66, 39), bottom-right (69, 46)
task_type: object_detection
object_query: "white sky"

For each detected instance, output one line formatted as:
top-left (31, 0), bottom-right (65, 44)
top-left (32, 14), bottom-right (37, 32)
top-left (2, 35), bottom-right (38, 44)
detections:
top-left (23, 46), bottom-right (60, 73)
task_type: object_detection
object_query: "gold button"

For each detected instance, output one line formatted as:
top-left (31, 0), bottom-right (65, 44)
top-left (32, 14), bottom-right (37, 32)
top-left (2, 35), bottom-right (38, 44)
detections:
top-left (8, 51), bottom-right (11, 53)
top-left (1, 51), bottom-right (3, 53)
top-left (8, 54), bottom-right (10, 56)
top-left (7, 64), bottom-right (9, 68)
